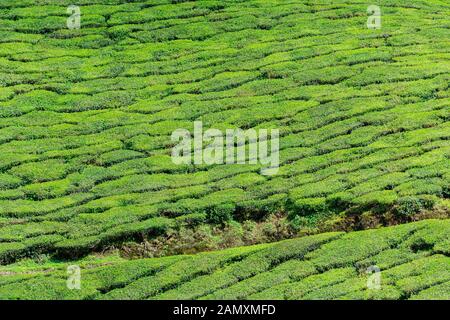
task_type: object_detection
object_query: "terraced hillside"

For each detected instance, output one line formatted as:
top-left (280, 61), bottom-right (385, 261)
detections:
top-left (0, 0), bottom-right (449, 292)
top-left (0, 219), bottom-right (449, 300)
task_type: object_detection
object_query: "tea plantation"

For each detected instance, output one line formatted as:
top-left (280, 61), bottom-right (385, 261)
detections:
top-left (0, 219), bottom-right (448, 300)
top-left (0, 0), bottom-right (449, 299)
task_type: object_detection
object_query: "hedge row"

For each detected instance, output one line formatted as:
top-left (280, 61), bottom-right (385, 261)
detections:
top-left (0, 219), bottom-right (448, 300)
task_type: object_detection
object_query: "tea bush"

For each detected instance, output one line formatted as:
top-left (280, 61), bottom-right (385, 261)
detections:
top-left (0, 0), bottom-right (448, 297)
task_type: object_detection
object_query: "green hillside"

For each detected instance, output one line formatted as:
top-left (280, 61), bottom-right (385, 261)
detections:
top-left (0, 0), bottom-right (449, 299)
top-left (0, 219), bottom-right (449, 300)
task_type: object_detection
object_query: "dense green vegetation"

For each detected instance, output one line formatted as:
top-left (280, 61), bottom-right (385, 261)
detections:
top-left (0, 0), bottom-right (448, 264)
top-left (0, 0), bottom-right (448, 299)
top-left (0, 219), bottom-right (448, 300)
